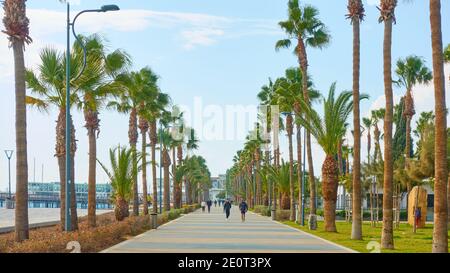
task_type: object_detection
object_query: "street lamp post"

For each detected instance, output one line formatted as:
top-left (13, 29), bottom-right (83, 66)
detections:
top-left (65, 2), bottom-right (120, 231)
top-left (4, 150), bottom-right (14, 208)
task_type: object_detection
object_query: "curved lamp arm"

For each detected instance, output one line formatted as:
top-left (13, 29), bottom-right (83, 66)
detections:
top-left (70, 5), bottom-right (120, 82)
top-left (71, 9), bottom-right (100, 82)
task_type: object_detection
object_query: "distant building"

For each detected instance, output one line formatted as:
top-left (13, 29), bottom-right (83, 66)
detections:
top-left (209, 175), bottom-right (226, 200)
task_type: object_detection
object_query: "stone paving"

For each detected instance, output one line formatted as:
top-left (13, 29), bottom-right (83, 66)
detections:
top-left (103, 205), bottom-right (355, 253)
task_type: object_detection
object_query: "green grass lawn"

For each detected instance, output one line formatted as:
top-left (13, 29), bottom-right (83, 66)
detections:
top-left (283, 221), bottom-right (450, 253)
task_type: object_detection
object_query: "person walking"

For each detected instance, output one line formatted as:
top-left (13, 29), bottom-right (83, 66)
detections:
top-left (201, 201), bottom-right (206, 212)
top-left (239, 200), bottom-right (248, 222)
top-left (207, 200), bottom-right (212, 213)
top-left (214, 200), bottom-right (217, 207)
top-left (224, 200), bottom-right (232, 221)
top-left (415, 206), bottom-right (422, 228)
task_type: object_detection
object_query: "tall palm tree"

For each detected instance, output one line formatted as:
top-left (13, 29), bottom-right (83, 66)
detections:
top-left (75, 35), bottom-right (131, 227)
top-left (275, 68), bottom-right (319, 221)
top-left (2, 0), bottom-right (32, 242)
top-left (378, 0), bottom-right (397, 250)
top-left (145, 95), bottom-right (170, 213)
top-left (346, 0), bottom-right (365, 240)
top-left (109, 68), bottom-right (163, 216)
top-left (298, 83), bottom-right (368, 232)
top-left (26, 47), bottom-right (84, 231)
top-left (276, 0), bottom-right (331, 229)
top-left (429, 0), bottom-right (448, 253)
top-left (134, 68), bottom-right (160, 216)
top-left (395, 56), bottom-right (432, 181)
top-left (257, 78), bottom-right (280, 211)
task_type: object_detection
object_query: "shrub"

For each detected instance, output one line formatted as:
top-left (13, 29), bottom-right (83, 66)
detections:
top-left (275, 210), bottom-right (291, 221)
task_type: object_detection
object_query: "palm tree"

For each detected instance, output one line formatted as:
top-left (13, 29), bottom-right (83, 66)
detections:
top-left (346, 0), bottom-right (365, 240)
top-left (429, 0), bottom-right (448, 253)
top-left (185, 128), bottom-right (199, 204)
top-left (75, 35), bottom-right (131, 227)
top-left (267, 161), bottom-right (293, 210)
top-left (26, 47), bottom-right (84, 231)
top-left (158, 124), bottom-right (173, 211)
top-left (275, 68), bottom-right (320, 223)
top-left (108, 72), bottom-right (141, 216)
top-left (2, 0), bottom-right (32, 242)
top-left (97, 146), bottom-right (135, 221)
top-left (109, 68), bottom-right (164, 216)
top-left (146, 95), bottom-right (170, 213)
top-left (3, 0), bottom-right (32, 242)
top-left (395, 56), bottom-right (432, 176)
top-left (378, 0), bottom-right (397, 250)
top-left (257, 78), bottom-right (280, 212)
top-left (362, 117), bottom-right (373, 165)
top-left (297, 83), bottom-right (367, 232)
top-left (135, 68), bottom-right (160, 216)
top-left (276, 0), bottom-right (331, 228)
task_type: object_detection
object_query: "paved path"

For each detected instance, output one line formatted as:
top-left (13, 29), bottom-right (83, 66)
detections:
top-left (103, 206), bottom-right (354, 253)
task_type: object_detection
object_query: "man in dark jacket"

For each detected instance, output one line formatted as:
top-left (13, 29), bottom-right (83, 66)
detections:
top-left (239, 200), bottom-right (248, 222)
top-left (224, 200), bottom-right (232, 221)
top-left (207, 200), bottom-right (212, 213)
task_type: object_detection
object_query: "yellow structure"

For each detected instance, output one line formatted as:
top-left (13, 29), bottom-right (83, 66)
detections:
top-left (408, 186), bottom-right (427, 228)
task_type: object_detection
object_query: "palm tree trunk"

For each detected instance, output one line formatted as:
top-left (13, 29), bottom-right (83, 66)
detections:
top-left (85, 109), bottom-right (98, 227)
top-left (255, 151), bottom-right (261, 206)
top-left (287, 115), bottom-right (295, 221)
top-left (56, 109), bottom-right (77, 231)
top-left (12, 39), bottom-right (29, 242)
top-left (172, 147), bottom-right (177, 208)
top-left (351, 10), bottom-right (363, 240)
top-left (296, 123), bottom-right (303, 223)
top-left (163, 149), bottom-right (171, 211)
top-left (367, 130), bottom-right (371, 165)
top-left (381, 15), bottom-right (395, 250)
top-left (322, 155), bottom-right (339, 232)
top-left (150, 121), bottom-right (158, 213)
top-left (139, 119), bottom-right (149, 215)
top-left (430, 0), bottom-right (448, 253)
top-left (129, 108), bottom-right (139, 216)
top-left (337, 140), bottom-right (343, 175)
top-left (297, 39), bottom-right (316, 219)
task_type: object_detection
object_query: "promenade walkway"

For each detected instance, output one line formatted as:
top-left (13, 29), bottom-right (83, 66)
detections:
top-left (103, 205), bottom-right (355, 253)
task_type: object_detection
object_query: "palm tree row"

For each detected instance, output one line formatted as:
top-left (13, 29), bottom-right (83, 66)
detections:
top-left (226, 0), bottom-right (448, 252)
top-left (3, 2), bottom-right (211, 239)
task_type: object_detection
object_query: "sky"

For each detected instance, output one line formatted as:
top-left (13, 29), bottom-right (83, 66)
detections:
top-left (0, 0), bottom-right (449, 192)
